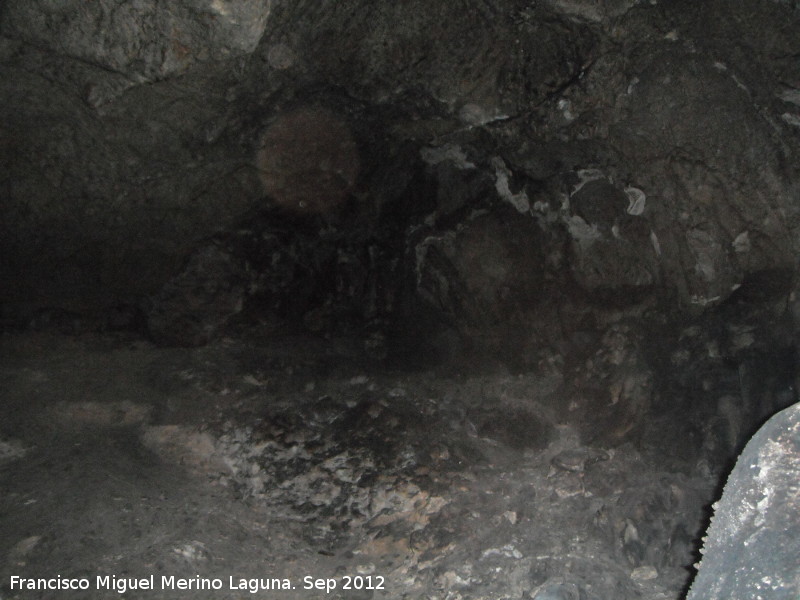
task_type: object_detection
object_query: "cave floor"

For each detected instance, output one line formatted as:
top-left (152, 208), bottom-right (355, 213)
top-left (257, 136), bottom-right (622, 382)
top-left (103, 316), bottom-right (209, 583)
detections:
top-left (0, 332), bottom-right (715, 600)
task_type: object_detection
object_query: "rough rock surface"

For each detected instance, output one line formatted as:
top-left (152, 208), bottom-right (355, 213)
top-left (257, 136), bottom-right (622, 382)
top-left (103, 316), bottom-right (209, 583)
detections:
top-left (2, 0), bottom-right (800, 362)
top-left (2, 3), bottom-right (800, 597)
top-left (687, 402), bottom-right (800, 600)
top-left (1, 331), bottom-right (722, 600)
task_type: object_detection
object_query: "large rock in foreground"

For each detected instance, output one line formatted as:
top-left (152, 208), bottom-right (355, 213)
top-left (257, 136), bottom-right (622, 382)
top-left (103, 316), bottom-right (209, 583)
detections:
top-left (687, 402), bottom-right (800, 600)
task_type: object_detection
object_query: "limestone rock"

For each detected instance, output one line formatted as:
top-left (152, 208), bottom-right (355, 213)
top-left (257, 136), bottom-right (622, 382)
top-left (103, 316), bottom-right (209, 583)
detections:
top-left (687, 402), bottom-right (800, 599)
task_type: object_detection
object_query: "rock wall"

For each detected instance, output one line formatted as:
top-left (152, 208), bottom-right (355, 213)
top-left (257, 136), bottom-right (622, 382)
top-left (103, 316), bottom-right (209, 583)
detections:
top-left (1, 0), bottom-right (799, 365)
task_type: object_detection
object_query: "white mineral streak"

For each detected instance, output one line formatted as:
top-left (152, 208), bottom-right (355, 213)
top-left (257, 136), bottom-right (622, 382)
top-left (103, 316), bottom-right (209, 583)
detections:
top-left (625, 186), bottom-right (647, 215)
top-left (571, 169), bottom-right (605, 195)
top-left (492, 157), bottom-right (530, 214)
top-left (733, 231), bottom-right (751, 253)
top-left (650, 230), bottom-right (661, 257)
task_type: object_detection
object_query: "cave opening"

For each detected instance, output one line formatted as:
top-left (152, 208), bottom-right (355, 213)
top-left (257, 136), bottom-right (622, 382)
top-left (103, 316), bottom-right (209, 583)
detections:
top-left (1, 1), bottom-right (799, 599)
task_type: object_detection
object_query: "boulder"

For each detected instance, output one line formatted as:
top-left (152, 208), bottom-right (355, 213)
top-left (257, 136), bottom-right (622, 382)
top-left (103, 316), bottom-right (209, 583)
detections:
top-left (687, 402), bottom-right (800, 600)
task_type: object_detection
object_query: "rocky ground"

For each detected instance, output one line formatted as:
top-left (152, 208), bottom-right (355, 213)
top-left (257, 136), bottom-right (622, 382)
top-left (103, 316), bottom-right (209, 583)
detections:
top-left (0, 330), bottom-right (720, 600)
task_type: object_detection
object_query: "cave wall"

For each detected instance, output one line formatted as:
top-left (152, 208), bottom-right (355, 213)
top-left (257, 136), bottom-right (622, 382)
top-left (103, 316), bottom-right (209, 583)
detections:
top-left (2, 0), bottom-right (800, 363)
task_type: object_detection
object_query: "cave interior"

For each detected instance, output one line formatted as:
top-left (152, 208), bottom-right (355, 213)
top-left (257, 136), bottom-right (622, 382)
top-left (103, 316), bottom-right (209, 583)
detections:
top-left (1, 1), bottom-right (799, 599)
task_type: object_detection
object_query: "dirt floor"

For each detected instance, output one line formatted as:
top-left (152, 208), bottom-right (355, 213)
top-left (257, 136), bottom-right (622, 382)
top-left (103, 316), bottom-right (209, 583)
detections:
top-left (0, 331), bottom-right (718, 600)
